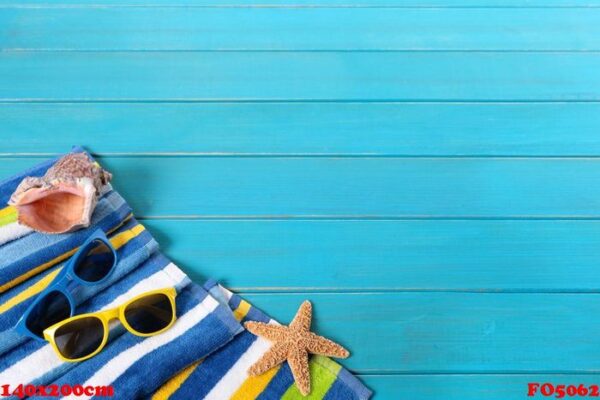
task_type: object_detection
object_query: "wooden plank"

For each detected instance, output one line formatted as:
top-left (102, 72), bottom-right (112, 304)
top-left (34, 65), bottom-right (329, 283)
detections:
top-left (241, 292), bottom-right (600, 372)
top-left (77, 157), bottom-right (600, 217)
top-left (3, 8), bottom-right (600, 51)
top-left (2, 52), bottom-right (600, 101)
top-left (144, 219), bottom-right (600, 291)
top-left (2, 103), bottom-right (600, 156)
top-left (0, 1), bottom-right (599, 6)
top-left (3, 157), bottom-right (600, 218)
top-left (361, 375), bottom-right (600, 399)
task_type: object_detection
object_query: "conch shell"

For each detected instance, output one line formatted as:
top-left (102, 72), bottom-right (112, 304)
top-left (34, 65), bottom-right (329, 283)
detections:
top-left (8, 152), bottom-right (112, 234)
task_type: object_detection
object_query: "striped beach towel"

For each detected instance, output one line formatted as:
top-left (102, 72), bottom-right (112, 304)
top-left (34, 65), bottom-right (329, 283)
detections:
top-left (0, 149), bottom-right (372, 399)
top-left (153, 282), bottom-right (372, 400)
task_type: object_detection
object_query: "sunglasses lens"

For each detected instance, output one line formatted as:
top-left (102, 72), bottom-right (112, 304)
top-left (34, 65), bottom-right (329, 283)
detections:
top-left (54, 316), bottom-right (105, 360)
top-left (74, 239), bottom-right (115, 282)
top-left (25, 290), bottom-right (71, 338)
top-left (124, 293), bottom-right (174, 335)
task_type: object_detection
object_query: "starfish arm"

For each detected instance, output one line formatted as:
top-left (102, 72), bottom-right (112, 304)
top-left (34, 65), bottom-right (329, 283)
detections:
top-left (289, 347), bottom-right (311, 396)
top-left (244, 322), bottom-right (289, 341)
top-left (306, 332), bottom-right (350, 359)
top-left (248, 342), bottom-right (289, 376)
top-left (290, 300), bottom-right (312, 331)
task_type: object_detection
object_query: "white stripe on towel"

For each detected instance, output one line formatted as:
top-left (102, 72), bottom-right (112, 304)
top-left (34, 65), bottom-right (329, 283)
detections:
top-left (1, 345), bottom-right (62, 385)
top-left (0, 222), bottom-right (32, 246)
top-left (221, 286), bottom-right (234, 301)
top-left (0, 263), bottom-right (187, 385)
top-left (204, 320), bottom-right (276, 400)
top-left (62, 295), bottom-right (220, 400)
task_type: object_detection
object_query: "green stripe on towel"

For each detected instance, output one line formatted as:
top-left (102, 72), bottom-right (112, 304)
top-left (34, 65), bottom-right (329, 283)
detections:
top-left (282, 356), bottom-right (342, 400)
top-left (0, 210), bottom-right (17, 227)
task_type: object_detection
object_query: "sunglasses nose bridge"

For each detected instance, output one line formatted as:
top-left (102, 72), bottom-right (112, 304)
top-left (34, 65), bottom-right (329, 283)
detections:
top-left (98, 307), bottom-right (120, 323)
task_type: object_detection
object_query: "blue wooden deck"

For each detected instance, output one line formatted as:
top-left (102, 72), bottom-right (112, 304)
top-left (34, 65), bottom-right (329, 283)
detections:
top-left (2, 2), bottom-right (600, 398)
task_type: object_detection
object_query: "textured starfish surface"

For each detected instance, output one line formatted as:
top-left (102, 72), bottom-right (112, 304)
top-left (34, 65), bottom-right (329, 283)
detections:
top-left (244, 300), bottom-right (350, 396)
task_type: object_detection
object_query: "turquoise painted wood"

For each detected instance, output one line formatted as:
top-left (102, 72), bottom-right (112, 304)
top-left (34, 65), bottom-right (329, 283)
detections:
top-left (1, 103), bottom-right (600, 156)
top-left (3, 8), bottom-right (600, 51)
top-left (2, 52), bottom-right (600, 101)
top-left (1, 0), bottom-right (599, 5)
top-left (4, 157), bottom-right (600, 218)
top-left (3, 2), bottom-right (600, 398)
top-left (142, 220), bottom-right (600, 292)
top-left (51, 157), bottom-right (600, 217)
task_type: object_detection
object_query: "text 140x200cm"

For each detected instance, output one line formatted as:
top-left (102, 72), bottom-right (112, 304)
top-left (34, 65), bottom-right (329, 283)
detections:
top-left (1, 383), bottom-right (114, 398)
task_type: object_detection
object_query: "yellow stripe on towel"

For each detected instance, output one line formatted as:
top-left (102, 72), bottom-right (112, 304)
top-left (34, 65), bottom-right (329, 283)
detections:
top-left (0, 206), bottom-right (16, 219)
top-left (0, 267), bottom-right (63, 314)
top-left (0, 248), bottom-right (77, 295)
top-left (0, 223), bottom-right (145, 313)
top-left (233, 299), bottom-right (252, 322)
top-left (151, 360), bottom-right (203, 400)
top-left (231, 365), bottom-right (281, 400)
top-left (0, 206), bottom-right (17, 227)
top-left (112, 223), bottom-right (145, 248)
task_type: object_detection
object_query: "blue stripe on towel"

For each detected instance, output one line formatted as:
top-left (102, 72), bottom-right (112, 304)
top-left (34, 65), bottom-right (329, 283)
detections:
top-left (244, 304), bottom-right (271, 325)
top-left (258, 363), bottom-right (296, 400)
top-left (172, 330), bottom-right (258, 400)
top-left (226, 292), bottom-right (270, 324)
top-left (227, 293), bottom-right (242, 311)
top-left (324, 368), bottom-right (372, 400)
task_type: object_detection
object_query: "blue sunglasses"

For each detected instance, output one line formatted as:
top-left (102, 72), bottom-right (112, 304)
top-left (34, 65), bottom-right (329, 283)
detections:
top-left (16, 229), bottom-right (118, 340)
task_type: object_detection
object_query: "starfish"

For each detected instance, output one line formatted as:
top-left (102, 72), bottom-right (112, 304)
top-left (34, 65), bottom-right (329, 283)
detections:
top-left (244, 300), bottom-right (350, 396)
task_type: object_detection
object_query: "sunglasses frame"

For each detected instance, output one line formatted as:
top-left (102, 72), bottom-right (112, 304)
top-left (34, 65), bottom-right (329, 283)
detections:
top-left (16, 229), bottom-right (118, 341)
top-left (43, 287), bottom-right (177, 362)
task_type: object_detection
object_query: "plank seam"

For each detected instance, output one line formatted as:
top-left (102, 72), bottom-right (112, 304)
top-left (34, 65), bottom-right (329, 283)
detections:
top-left (9, 154), bottom-right (600, 159)
top-left (354, 371), bottom-right (600, 375)
top-left (4, 99), bottom-right (600, 104)
top-left (4, 50), bottom-right (600, 53)
top-left (1, 100), bottom-right (599, 104)
top-left (135, 216), bottom-right (600, 221)
top-left (3, 5), bottom-right (600, 9)
top-left (235, 288), bottom-right (600, 294)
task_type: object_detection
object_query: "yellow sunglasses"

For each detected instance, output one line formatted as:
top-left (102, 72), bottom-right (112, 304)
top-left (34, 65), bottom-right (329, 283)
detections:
top-left (43, 287), bottom-right (177, 362)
